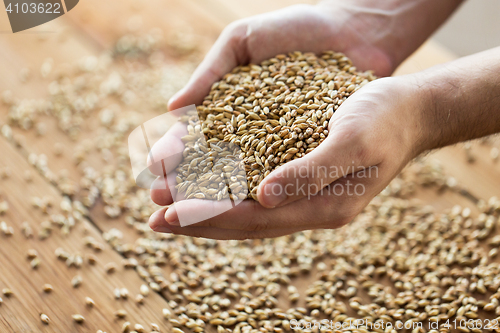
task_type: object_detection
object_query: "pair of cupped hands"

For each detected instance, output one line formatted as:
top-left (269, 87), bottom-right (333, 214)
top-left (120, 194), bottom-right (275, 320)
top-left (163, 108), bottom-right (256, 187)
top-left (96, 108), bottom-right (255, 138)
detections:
top-left (147, 3), bottom-right (433, 239)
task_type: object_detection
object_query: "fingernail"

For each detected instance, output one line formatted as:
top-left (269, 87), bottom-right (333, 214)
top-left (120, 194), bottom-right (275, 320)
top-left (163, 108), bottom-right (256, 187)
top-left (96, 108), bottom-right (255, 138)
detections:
top-left (261, 183), bottom-right (287, 208)
top-left (164, 206), bottom-right (180, 226)
top-left (154, 226), bottom-right (172, 233)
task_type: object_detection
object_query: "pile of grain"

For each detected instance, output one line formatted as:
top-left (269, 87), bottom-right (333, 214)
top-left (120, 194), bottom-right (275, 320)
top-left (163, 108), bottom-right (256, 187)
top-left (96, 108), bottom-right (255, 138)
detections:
top-left (175, 51), bottom-right (376, 201)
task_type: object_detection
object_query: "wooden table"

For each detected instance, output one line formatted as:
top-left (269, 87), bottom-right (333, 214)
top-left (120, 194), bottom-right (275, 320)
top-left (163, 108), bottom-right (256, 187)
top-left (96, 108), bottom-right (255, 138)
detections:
top-left (0, 0), bottom-right (499, 332)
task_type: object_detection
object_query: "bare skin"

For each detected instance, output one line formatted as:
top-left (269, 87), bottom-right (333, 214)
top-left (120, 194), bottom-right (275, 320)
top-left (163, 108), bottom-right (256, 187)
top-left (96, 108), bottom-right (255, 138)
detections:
top-left (148, 0), bottom-right (500, 240)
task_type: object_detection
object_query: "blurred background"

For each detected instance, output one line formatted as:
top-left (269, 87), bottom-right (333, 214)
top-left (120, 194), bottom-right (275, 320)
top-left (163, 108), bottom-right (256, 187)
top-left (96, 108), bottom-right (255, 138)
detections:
top-left (434, 0), bottom-right (500, 56)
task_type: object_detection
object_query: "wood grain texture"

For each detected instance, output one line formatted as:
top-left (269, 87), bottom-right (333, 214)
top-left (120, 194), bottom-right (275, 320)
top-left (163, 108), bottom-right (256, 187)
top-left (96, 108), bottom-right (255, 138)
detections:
top-left (0, 2), bottom-right (238, 332)
top-left (429, 143), bottom-right (500, 201)
top-left (0, 137), bottom-right (174, 332)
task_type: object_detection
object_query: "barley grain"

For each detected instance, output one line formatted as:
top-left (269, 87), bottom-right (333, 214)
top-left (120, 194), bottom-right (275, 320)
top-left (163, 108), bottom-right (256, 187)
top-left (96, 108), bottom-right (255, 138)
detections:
top-left (71, 275), bottom-right (82, 288)
top-left (105, 262), bottom-right (118, 273)
top-left (162, 308), bottom-right (172, 319)
top-left (26, 249), bottom-right (38, 259)
top-left (30, 258), bottom-right (40, 269)
top-left (120, 288), bottom-right (129, 299)
top-left (72, 314), bottom-right (85, 323)
top-left (114, 288), bottom-right (121, 299)
top-left (85, 297), bottom-right (95, 307)
top-left (40, 313), bottom-right (50, 324)
top-left (122, 322), bottom-right (131, 333)
top-left (115, 309), bottom-right (127, 319)
top-left (135, 294), bottom-right (144, 304)
top-left (42, 284), bottom-right (53, 293)
top-left (139, 284), bottom-right (149, 296)
top-left (491, 147), bottom-right (499, 161)
top-left (2, 288), bottom-right (13, 297)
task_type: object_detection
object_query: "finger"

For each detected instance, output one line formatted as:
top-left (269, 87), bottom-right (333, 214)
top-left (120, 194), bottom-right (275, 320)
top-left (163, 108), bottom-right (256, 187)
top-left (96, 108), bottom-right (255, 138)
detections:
top-left (256, 125), bottom-right (377, 209)
top-left (163, 198), bottom-right (312, 231)
top-left (149, 175), bottom-right (378, 239)
top-left (168, 21), bottom-right (249, 110)
top-left (163, 198), bottom-right (238, 227)
top-left (150, 169), bottom-right (192, 205)
top-left (256, 83), bottom-right (390, 209)
top-left (155, 170), bottom-right (383, 232)
top-left (162, 225), bottom-right (304, 240)
top-left (147, 121), bottom-right (187, 176)
top-left (150, 173), bottom-right (177, 206)
top-left (150, 184), bottom-right (171, 206)
top-left (148, 206), bottom-right (169, 231)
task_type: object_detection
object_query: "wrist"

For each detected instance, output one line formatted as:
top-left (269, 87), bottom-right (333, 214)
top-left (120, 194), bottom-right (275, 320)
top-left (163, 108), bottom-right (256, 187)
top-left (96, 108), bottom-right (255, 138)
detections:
top-left (407, 67), bottom-right (462, 154)
top-left (409, 47), bottom-right (500, 152)
top-left (394, 74), bottom-right (438, 158)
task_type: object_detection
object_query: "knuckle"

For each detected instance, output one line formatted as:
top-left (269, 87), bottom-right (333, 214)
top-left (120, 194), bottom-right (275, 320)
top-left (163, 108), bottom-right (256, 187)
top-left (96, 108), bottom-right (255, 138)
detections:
top-left (329, 203), bottom-right (348, 222)
top-left (148, 160), bottom-right (165, 176)
top-left (224, 19), bottom-right (247, 39)
top-left (354, 141), bottom-right (371, 165)
top-left (318, 198), bottom-right (346, 226)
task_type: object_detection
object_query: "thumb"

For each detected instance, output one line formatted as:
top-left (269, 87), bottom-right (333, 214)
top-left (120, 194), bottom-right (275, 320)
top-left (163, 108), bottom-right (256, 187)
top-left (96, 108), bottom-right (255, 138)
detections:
top-left (168, 21), bottom-right (249, 111)
top-left (256, 123), bottom-right (375, 208)
top-left (256, 80), bottom-right (388, 208)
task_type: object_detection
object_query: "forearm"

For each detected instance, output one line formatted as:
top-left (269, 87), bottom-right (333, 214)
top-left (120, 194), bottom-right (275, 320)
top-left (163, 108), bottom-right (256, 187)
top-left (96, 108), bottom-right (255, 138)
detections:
top-left (318, 0), bottom-right (463, 71)
top-left (416, 47), bottom-right (500, 151)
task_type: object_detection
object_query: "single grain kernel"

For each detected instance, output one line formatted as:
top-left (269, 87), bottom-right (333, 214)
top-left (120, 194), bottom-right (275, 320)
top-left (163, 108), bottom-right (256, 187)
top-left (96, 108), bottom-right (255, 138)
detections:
top-left (40, 313), bottom-right (50, 324)
top-left (71, 275), bottom-right (82, 288)
top-left (85, 297), bottom-right (95, 307)
top-left (72, 314), bottom-right (85, 323)
top-left (42, 284), bottom-right (53, 293)
top-left (114, 309), bottom-right (127, 319)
